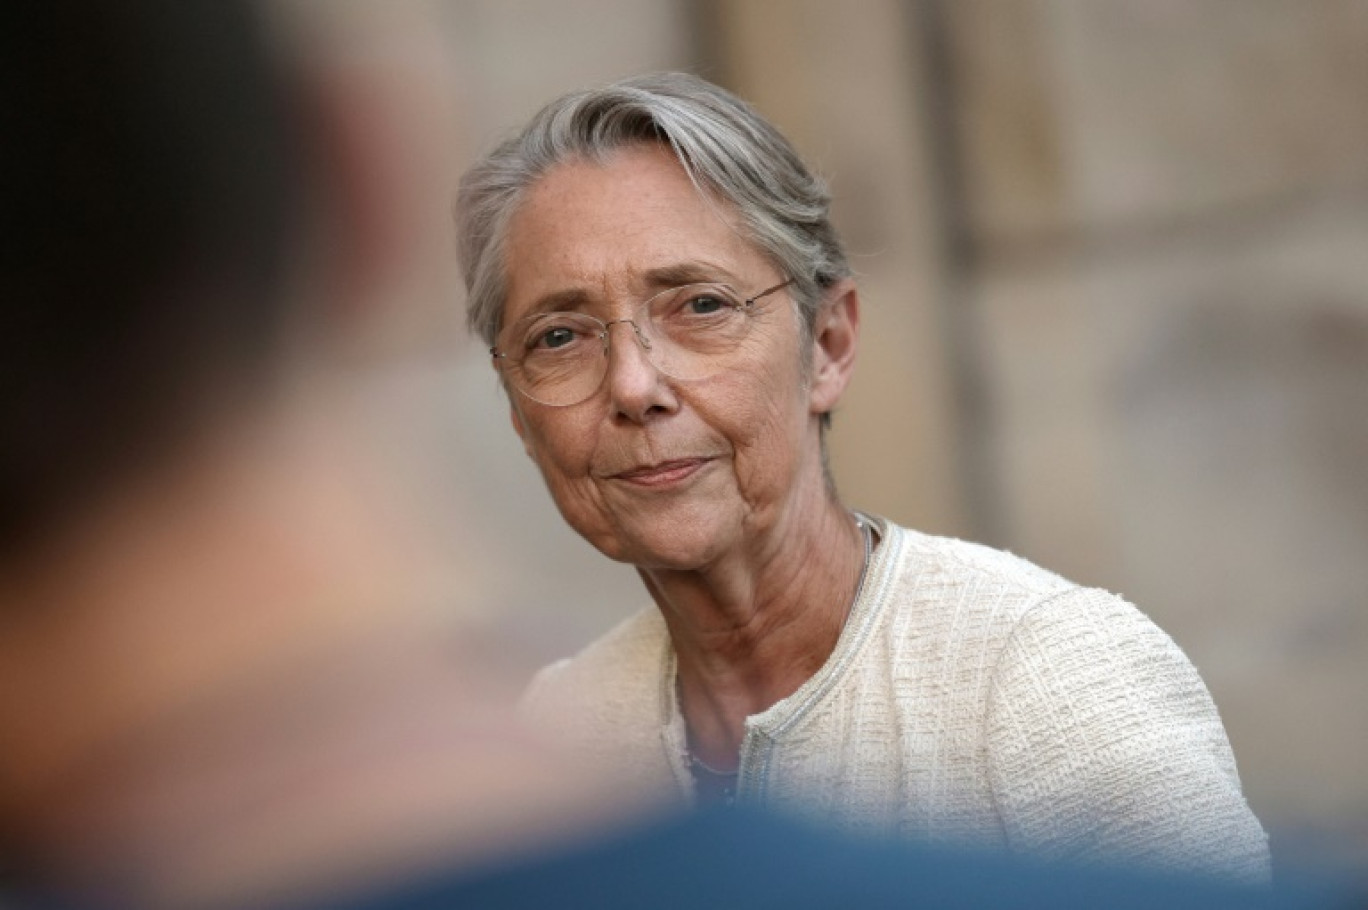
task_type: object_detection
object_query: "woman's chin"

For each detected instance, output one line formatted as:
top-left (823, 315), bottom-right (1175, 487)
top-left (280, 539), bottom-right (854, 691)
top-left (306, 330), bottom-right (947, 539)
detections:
top-left (588, 517), bottom-right (733, 572)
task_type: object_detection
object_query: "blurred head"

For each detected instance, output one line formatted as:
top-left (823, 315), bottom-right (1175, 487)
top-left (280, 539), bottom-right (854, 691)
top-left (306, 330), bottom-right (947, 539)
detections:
top-left (0, 1), bottom-right (463, 566)
top-left (456, 72), bottom-right (852, 352)
top-left (0, 1), bottom-right (304, 557)
top-left (0, 6), bottom-right (520, 903)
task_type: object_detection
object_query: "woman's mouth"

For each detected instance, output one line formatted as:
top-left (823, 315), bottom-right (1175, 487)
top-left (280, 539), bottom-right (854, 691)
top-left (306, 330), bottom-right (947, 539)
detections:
top-left (612, 458), bottom-right (711, 487)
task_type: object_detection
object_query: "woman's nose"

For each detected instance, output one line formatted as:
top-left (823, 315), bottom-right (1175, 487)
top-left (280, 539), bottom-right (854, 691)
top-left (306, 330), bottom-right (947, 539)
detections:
top-left (603, 320), bottom-right (677, 421)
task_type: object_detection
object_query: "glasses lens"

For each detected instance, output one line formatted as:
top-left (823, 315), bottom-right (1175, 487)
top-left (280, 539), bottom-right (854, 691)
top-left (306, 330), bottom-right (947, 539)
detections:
top-left (498, 283), bottom-right (769, 406)
top-left (642, 284), bottom-right (750, 381)
top-left (504, 312), bottom-right (606, 406)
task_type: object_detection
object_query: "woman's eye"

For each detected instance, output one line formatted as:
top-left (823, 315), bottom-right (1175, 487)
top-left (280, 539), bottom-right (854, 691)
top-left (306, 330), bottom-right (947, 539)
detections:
top-left (686, 295), bottom-right (727, 316)
top-left (532, 325), bottom-right (578, 350)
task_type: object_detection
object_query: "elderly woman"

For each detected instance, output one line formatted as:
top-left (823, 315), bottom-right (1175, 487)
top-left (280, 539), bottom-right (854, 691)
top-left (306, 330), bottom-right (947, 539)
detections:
top-left (455, 73), bottom-right (1269, 882)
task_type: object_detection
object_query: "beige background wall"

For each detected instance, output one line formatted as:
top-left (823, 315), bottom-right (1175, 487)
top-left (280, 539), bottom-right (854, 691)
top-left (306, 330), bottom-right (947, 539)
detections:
top-left (410, 0), bottom-right (1368, 873)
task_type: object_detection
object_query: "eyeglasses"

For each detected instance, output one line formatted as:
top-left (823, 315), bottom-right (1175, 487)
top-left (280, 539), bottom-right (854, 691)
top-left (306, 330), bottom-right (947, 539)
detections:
top-left (491, 279), bottom-right (793, 407)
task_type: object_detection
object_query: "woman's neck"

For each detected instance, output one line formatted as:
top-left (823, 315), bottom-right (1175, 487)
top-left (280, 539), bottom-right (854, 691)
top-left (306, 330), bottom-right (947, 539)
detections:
top-left (641, 492), bottom-right (868, 770)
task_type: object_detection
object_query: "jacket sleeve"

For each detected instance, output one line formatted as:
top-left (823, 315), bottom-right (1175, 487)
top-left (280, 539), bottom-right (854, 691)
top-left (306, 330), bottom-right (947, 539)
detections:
top-left (984, 586), bottom-right (1271, 883)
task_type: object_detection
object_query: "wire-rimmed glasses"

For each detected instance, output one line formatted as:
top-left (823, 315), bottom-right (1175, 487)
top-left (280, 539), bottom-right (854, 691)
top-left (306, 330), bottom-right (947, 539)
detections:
top-left (491, 279), bottom-right (793, 407)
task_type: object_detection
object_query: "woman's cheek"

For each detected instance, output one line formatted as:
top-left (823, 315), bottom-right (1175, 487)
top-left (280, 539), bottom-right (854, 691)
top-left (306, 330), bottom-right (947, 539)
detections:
top-left (529, 411), bottom-right (594, 481)
top-left (715, 401), bottom-right (787, 498)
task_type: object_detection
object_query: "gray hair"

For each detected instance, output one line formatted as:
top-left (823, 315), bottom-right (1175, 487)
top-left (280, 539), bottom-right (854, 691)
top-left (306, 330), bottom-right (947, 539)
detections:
top-left (455, 71), bottom-right (851, 349)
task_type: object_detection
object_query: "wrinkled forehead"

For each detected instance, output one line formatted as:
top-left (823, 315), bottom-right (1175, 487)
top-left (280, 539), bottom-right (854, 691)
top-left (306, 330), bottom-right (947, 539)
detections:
top-left (499, 145), bottom-right (773, 326)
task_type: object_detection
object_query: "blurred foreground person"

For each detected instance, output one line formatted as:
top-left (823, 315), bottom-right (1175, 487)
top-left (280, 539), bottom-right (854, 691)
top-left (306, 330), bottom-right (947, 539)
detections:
top-left (0, 2), bottom-right (634, 906)
top-left (0, 4), bottom-right (1359, 910)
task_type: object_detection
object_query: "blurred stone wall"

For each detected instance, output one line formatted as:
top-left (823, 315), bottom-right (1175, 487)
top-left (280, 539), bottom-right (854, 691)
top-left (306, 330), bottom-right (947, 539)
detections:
top-left (429, 0), bottom-right (1368, 872)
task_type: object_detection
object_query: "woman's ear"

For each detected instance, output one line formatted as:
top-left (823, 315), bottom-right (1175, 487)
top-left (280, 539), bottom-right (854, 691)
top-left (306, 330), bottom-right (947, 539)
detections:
top-left (808, 279), bottom-right (860, 416)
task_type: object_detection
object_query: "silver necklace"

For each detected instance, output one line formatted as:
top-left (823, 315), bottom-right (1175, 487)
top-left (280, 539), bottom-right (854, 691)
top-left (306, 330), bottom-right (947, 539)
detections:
top-left (689, 752), bottom-right (740, 806)
top-left (849, 513), bottom-right (874, 626)
top-left (688, 752), bottom-right (739, 778)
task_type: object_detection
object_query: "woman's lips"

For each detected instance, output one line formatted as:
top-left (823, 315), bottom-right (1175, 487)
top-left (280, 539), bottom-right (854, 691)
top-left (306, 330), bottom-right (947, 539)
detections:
top-left (612, 458), bottom-right (711, 487)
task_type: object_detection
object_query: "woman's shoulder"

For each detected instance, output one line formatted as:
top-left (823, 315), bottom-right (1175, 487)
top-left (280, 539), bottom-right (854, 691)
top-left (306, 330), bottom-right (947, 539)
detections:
top-left (870, 520), bottom-right (1184, 678)
top-left (888, 521), bottom-right (1076, 599)
top-left (867, 523), bottom-right (1269, 880)
top-left (872, 519), bottom-right (1089, 636)
top-left (873, 521), bottom-right (1221, 749)
top-left (517, 609), bottom-right (684, 803)
top-left (519, 608), bottom-right (669, 719)
top-left (980, 584), bottom-right (1270, 879)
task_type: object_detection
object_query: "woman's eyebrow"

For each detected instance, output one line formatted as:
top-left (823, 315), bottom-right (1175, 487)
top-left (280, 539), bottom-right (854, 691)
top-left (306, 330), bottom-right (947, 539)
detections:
top-left (517, 262), bottom-right (741, 318)
top-left (641, 262), bottom-right (738, 289)
top-left (521, 288), bottom-right (592, 317)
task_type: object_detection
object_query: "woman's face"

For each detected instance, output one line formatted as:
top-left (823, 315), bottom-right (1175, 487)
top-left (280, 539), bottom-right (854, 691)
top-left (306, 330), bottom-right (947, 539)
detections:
top-left (499, 144), bottom-right (851, 570)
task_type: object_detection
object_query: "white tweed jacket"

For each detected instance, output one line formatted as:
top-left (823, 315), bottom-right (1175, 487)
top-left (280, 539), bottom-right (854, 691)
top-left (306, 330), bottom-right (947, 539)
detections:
top-left (522, 515), bottom-right (1271, 882)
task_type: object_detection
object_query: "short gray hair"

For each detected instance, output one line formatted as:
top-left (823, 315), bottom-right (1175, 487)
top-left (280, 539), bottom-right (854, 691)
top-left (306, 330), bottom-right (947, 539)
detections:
top-left (456, 71), bottom-right (851, 349)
